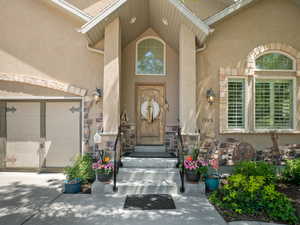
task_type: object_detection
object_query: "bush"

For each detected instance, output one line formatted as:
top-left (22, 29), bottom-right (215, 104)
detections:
top-left (64, 154), bottom-right (95, 184)
top-left (209, 174), bottom-right (299, 225)
top-left (283, 159), bottom-right (300, 185)
top-left (233, 161), bottom-right (277, 183)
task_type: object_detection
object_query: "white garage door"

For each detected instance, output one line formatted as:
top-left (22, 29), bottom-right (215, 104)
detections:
top-left (6, 102), bottom-right (40, 168)
top-left (45, 102), bottom-right (80, 168)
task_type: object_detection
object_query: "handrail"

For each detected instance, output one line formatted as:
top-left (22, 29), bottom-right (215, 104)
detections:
top-left (177, 126), bottom-right (185, 193)
top-left (113, 125), bottom-right (121, 192)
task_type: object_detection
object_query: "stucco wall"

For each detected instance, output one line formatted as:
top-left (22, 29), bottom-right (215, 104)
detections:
top-left (0, 0), bottom-right (104, 150)
top-left (197, 0), bottom-right (300, 150)
top-left (0, 0), bottom-right (103, 94)
top-left (121, 28), bottom-right (179, 126)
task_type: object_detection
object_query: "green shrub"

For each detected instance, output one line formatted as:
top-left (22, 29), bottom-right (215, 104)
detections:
top-left (282, 159), bottom-right (300, 185)
top-left (209, 174), bottom-right (299, 225)
top-left (233, 161), bottom-right (277, 183)
top-left (64, 154), bottom-right (95, 184)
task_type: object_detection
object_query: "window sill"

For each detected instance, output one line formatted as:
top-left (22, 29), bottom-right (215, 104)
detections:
top-left (221, 129), bottom-right (300, 134)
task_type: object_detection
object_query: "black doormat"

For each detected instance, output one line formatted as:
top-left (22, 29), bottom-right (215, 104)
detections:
top-left (124, 194), bottom-right (176, 210)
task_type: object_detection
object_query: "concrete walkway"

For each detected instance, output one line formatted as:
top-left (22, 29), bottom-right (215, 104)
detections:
top-left (0, 172), bottom-right (284, 225)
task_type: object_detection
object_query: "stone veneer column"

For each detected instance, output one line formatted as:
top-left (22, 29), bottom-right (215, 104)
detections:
top-left (102, 17), bottom-right (121, 149)
top-left (179, 25), bottom-right (198, 149)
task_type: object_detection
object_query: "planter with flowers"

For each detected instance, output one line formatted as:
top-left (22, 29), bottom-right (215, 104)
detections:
top-left (183, 155), bottom-right (209, 183)
top-left (205, 159), bottom-right (220, 192)
top-left (92, 156), bottom-right (114, 183)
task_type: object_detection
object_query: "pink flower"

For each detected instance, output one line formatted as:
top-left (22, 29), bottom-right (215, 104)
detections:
top-left (92, 163), bottom-right (98, 169)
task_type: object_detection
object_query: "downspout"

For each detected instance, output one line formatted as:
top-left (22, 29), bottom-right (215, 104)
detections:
top-left (86, 43), bottom-right (104, 55)
top-left (196, 43), bottom-right (207, 53)
top-left (196, 28), bottom-right (214, 53)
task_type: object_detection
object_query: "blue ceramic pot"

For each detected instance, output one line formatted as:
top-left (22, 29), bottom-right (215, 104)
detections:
top-left (205, 177), bottom-right (219, 191)
top-left (64, 180), bottom-right (81, 193)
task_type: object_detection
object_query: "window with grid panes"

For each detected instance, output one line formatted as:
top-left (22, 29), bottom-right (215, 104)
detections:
top-left (228, 79), bottom-right (245, 129)
top-left (255, 79), bottom-right (293, 129)
top-left (256, 53), bottom-right (294, 70)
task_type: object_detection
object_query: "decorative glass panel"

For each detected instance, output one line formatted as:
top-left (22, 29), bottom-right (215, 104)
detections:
top-left (255, 79), bottom-right (293, 129)
top-left (256, 53), bottom-right (293, 70)
top-left (228, 79), bottom-right (245, 129)
top-left (136, 38), bottom-right (165, 75)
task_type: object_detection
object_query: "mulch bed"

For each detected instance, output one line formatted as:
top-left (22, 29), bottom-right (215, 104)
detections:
top-left (80, 183), bottom-right (92, 194)
top-left (208, 183), bottom-right (300, 224)
top-left (277, 183), bottom-right (300, 218)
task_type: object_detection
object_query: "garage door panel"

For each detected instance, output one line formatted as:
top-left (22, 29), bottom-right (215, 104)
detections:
top-left (6, 102), bottom-right (40, 168)
top-left (45, 102), bottom-right (80, 167)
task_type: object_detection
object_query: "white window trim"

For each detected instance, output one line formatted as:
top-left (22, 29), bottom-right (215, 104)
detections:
top-left (253, 75), bottom-right (297, 133)
top-left (254, 50), bottom-right (297, 72)
top-left (135, 36), bottom-right (167, 76)
top-left (225, 76), bottom-right (249, 133)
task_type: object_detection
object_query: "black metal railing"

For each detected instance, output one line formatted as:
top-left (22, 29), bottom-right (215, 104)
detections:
top-left (177, 126), bottom-right (185, 193)
top-left (113, 126), bottom-right (122, 192)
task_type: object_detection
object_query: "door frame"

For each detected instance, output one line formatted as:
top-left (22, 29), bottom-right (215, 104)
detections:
top-left (0, 97), bottom-right (83, 170)
top-left (135, 82), bottom-right (166, 145)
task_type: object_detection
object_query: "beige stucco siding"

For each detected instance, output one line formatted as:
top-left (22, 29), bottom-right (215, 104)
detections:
top-left (0, 0), bottom-right (103, 95)
top-left (121, 28), bottom-right (179, 126)
top-left (197, 0), bottom-right (300, 150)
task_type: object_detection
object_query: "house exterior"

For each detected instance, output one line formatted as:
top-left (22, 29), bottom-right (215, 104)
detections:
top-left (0, 0), bottom-right (300, 170)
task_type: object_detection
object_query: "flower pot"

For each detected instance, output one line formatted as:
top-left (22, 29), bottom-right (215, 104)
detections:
top-left (205, 177), bottom-right (219, 191)
top-left (97, 171), bottom-right (113, 182)
top-left (185, 170), bottom-right (200, 182)
top-left (64, 181), bottom-right (81, 193)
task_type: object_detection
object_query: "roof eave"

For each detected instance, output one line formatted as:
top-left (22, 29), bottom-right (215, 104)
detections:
top-left (168, 0), bottom-right (210, 36)
top-left (49, 0), bottom-right (92, 22)
top-left (204, 0), bottom-right (259, 26)
top-left (78, 0), bottom-right (127, 34)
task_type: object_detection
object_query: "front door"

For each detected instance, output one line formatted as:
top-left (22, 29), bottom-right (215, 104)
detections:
top-left (136, 84), bottom-right (165, 145)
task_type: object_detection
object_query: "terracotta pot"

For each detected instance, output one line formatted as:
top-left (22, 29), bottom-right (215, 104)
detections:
top-left (185, 170), bottom-right (200, 182)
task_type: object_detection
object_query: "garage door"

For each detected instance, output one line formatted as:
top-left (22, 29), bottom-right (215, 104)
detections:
top-left (4, 100), bottom-right (81, 169)
top-left (6, 102), bottom-right (41, 168)
top-left (45, 102), bottom-right (80, 168)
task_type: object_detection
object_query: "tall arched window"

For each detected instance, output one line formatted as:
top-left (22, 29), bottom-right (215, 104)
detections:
top-left (136, 37), bottom-right (166, 75)
top-left (255, 52), bottom-right (295, 71)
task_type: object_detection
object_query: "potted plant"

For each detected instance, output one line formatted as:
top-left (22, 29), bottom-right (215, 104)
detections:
top-left (92, 156), bottom-right (114, 182)
top-left (205, 159), bottom-right (220, 192)
top-left (183, 155), bottom-right (209, 182)
top-left (64, 165), bottom-right (81, 194)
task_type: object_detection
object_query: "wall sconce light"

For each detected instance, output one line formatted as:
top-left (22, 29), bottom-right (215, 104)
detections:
top-left (206, 88), bottom-right (216, 105)
top-left (93, 88), bottom-right (103, 103)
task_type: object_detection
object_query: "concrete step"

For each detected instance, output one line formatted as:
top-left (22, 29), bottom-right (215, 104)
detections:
top-left (134, 145), bottom-right (165, 153)
top-left (122, 157), bottom-right (177, 168)
top-left (99, 168), bottom-right (180, 195)
top-left (117, 168), bottom-right (180, 183)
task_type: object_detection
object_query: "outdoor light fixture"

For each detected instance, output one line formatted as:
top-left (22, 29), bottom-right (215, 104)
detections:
top-left (206, 88), bottom-right (216, 105)
top-left (93, 88), bottom-right (102, 103)
top-left (162, 18), bottom-right (168, 26)
top-left (129, 17), bottom-right (136, 24)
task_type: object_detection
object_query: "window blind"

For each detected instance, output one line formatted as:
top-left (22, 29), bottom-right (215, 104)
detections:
top-left (255, 79), bottom-right (293, 129)
top-left (228, 79), bottom-right (245, 129)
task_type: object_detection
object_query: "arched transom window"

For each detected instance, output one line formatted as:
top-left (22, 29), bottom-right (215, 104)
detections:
top-left (136, 37), bottom-right (166, 75)
top-left (255, 52), bottom-right (295, 71)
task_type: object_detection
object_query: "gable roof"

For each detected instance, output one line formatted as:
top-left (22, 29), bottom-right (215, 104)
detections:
top-left (78, 0), bottom-right (211, 49)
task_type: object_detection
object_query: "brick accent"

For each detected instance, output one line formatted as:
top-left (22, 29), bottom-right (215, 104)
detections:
top-left (246, 43), bottom-right (300, 75)
top-left (220, 43), bottom-right (300, 134)
top-left (0, 73), bottom-right (87, 96)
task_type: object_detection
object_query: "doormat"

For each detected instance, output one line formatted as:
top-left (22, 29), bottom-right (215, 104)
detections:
top-left (124, 194), bottom-right (176, 210)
